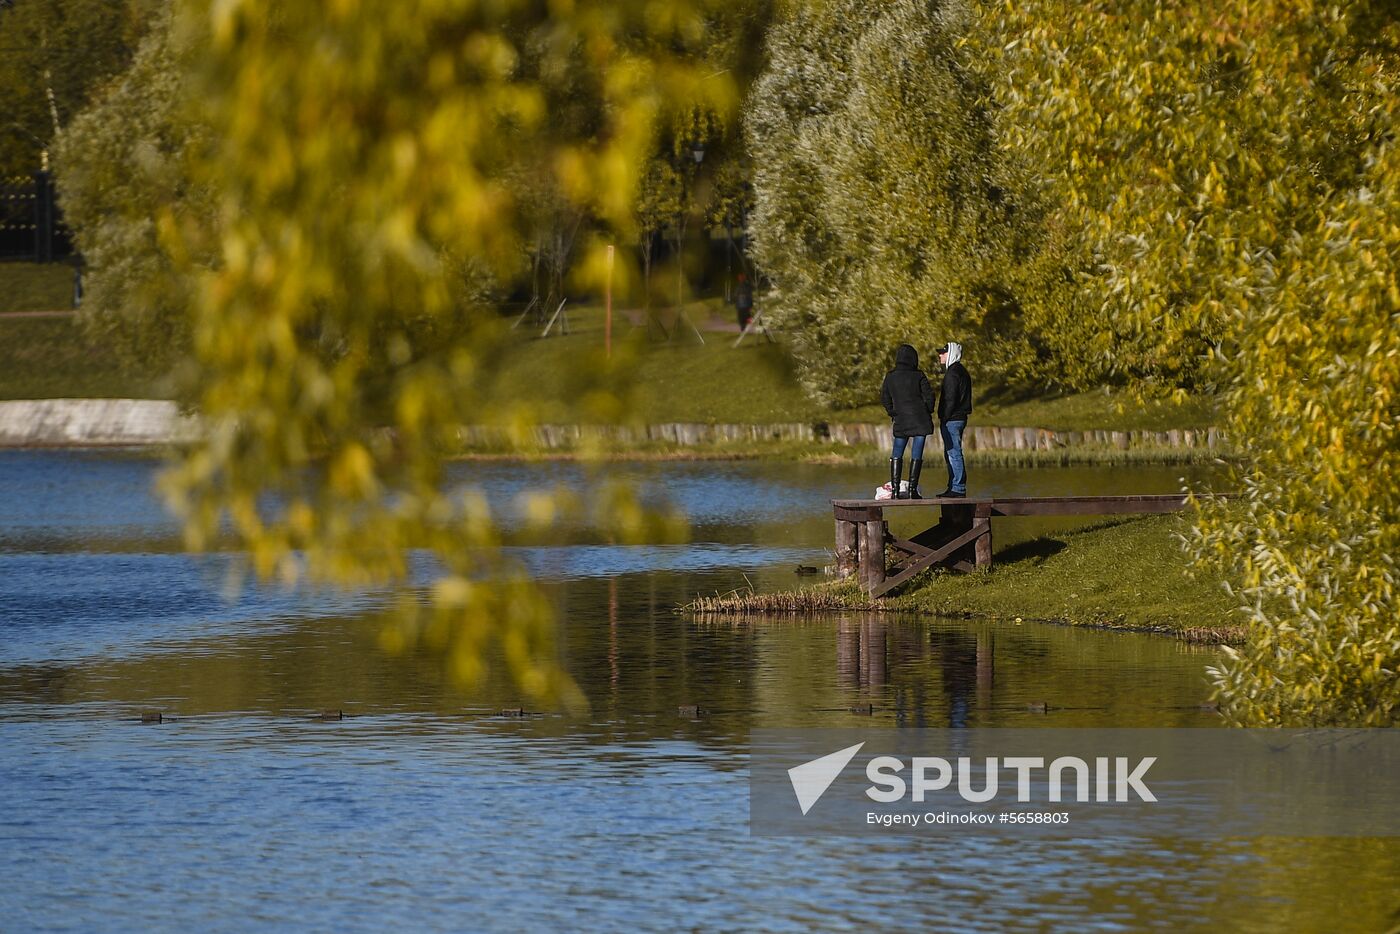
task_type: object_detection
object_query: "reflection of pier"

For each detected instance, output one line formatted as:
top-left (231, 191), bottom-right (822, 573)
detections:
top-left (837, 614), bottom-right (995, 727)
top-left (837, 616), bottom-right (887, 691)
top-left (833, 494), bottom-right (1223, 597)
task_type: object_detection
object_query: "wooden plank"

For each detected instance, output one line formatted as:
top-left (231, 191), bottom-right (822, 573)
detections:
top-left (834, 503), bottom-right (882, 522)
top-left (887, 537), bottom-right (934, 559)
top-left (832, 493), bottom-right (1228, 508)
top-left (869, 518), bottom-right (988, 598)
top-left (890, 537), bottom-right (977, 573)
top-left (833, 493), bottom-right (1227, 515)
top-left (992, 494), bottom-right (1188, 505)
top-left (988, 496), bottom-right (1187, 517)
top-left (833, 497), bottom-right (981, 508)
top-left (835, 519), bottom-right (858, 580)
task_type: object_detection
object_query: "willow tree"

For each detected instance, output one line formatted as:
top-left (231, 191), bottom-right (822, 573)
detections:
top-left (973, 0), bottom-right (1399, 725)
top-left (106, 0), bottom-right (743, 709)
top-left (55, 4), bottom-right (209, 378)
top-left (0, 0), bottom-right (153, 175)
top-left (744, 0), bottom-right (1044, 407)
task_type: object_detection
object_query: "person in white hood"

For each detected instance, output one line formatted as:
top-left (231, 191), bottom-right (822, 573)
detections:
top-left (935, 342), bottom-right (972, 497)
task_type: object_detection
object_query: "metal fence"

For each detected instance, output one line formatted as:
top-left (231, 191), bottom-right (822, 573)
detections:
top-left (0, 171), bottom-right (70, 262)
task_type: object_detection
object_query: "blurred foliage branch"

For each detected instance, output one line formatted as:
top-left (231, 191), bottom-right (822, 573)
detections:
top-left (974, 0), bottom-right (1400, 725)
top-left (56, 0), bottom-right (764, 709)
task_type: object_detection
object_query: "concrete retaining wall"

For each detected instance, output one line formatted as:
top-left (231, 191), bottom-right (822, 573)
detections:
top-left (0, 399), bottom-right (1225, 451)
top-left (457, 422), bottom-right (1226, 451)
top-left (0, 399), bottom-right (200, 446)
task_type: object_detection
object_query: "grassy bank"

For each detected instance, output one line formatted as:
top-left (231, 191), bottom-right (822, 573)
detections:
top-left (488, 303), bottom-right (1219, 429)
top-left (0, 268), bottom-right (1219, 435)
top-left (686, 514), bottom-right (1244, 643)
top-left (0, 316), bottom-right (171, 399)
top-left (0, 262), bottom-right (75, 314)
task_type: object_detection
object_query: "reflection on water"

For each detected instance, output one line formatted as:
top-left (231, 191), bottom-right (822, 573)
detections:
top-left (1, 451), bottom-right (1397, 932)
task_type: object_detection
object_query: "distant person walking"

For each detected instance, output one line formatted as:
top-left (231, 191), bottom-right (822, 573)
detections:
top-left (880, 344), bottom-right (936, 499)
top-left (935, 341), bottom-right (972, 497)
top-left (733, 273), bottom-right (754, 330)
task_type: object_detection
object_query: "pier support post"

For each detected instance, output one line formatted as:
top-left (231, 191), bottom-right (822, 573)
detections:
top-left (859, 517), bottom-right (886, 591)
top-left (835, 519), bottom-right (858, 580)
top-left (974, 503), bottom-right (993, 568)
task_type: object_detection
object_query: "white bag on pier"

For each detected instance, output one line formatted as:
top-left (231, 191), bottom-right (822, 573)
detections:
top-left (875, 480), bottom-right (909, 501)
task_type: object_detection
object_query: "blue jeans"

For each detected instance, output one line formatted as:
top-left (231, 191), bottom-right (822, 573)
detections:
top-left (940, 420), bottom-right (967, 493)
top-left (891, 434), bottom-right (925, 461)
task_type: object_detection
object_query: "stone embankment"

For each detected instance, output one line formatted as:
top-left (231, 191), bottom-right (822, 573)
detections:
top-left (0, 399), bottom-right (200, 446)
top-left (0, 399), bottom-right (1225, 451)
top-left (454, 422), bottom-right (1226, 452)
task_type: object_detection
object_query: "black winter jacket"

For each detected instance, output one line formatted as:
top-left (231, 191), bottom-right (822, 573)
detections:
top-left (881, 345), bottom-right (936, 438)
top-left (938, 361), bottom-right (973, 423)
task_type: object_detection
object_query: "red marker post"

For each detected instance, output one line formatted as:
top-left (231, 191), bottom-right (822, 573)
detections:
top-left (604, 244), bottom-right (615, 358)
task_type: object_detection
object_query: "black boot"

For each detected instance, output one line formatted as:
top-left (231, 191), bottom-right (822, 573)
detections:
top-left (889, 457), bottom-right (904, 499)
top-left (907, 458), bottom-right (923, 499)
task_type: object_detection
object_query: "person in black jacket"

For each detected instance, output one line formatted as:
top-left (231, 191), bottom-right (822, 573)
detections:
top-left (935, 341), bottom-right (972, 497)
top-left (880, 344), bottom-right (936, 499)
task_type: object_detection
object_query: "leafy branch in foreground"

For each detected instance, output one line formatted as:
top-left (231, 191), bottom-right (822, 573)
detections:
top-left (975, 0), bottom-right (1400, 724)
top-left (141, 0), bottom-right (751, 709)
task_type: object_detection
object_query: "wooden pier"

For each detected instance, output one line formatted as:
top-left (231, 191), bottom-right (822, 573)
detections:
top-left (832, 494), bottom-right (1211, 598)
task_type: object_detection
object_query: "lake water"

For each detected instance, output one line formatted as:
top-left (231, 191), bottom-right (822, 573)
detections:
top-left (1, 451), bottom-right (1396, 931)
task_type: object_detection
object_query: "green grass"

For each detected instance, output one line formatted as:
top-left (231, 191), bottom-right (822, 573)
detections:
top-left (0, 282), bottom-right (1222, 435)
top-left (688, 514), bottom-right (1244, 640)
top-left (0, 262), bottom-right (76, 313)
top-left (491, 302), bottom-right (1220, 430)
top-left (0, 317), bottom-right (172, 399)
top-left (882, 514), bottom-right (1241, 636)
top-left (488, 308), bottom-right (811, 424)
top-left (971, 387), bottom-right (1218, 432)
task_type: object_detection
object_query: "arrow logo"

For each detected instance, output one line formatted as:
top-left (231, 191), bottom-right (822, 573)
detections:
top-left (787, 742), bottom-right (865, 815)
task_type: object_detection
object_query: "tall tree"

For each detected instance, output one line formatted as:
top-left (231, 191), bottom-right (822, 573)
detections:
top-left (634, 156), bottom-right (684, 320)
top-left (54, 3), bottom-right (208, 377)
top-left (0, 0), bottom-right (153, 175)
top-left (745, 0), bottom-right (1044, 407)
top-left (975, 0), bottom-right (1400, 725)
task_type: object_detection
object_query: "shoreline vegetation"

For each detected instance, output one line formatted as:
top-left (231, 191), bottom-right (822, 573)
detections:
top-left (1, 289), bottom-right (1226, 464)
top-left (683, 515), bottom-right (1245, 645)
top-left (0, 285), bottom-right (1217, 428)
